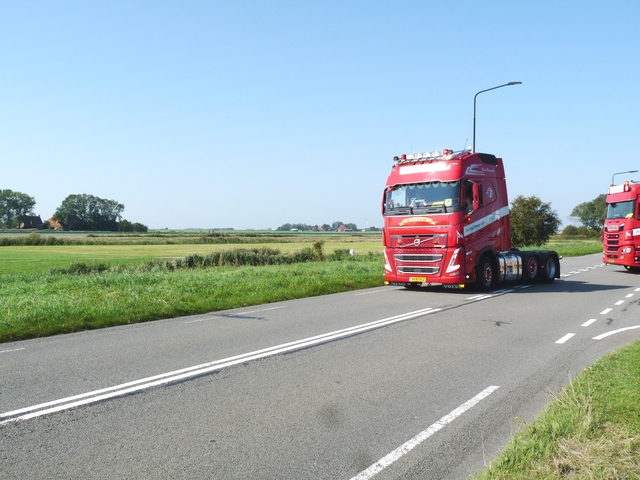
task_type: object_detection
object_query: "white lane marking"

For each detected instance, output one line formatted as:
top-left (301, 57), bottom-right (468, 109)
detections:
top-left (1, 307), bottom-right (441, 424)
top-left (615, 300), bottom-right (625, 306)
top-left (184, 306), bottom-right (285, 323)
top-left (465, 288), bottom-right (518, 301)
top-left (636, 288), bottom-right (640, 292)
top-left (593, 325), bottom-right (640, 340)
top-left (581, 319), bottom-right (597, 327)
top-left (626, 293), bottom-right (635, 298)
top-left (600, 308), bottom-right (613, 315)
top-left (555, 333), bottom-right (575, 344)
top-left (350, 386), bottom-right (500, 480)
top-left (561, 264), bottom-right (604, 278)
top-left (0, 348), bottom-right (25, 354)
top-left (466, 294), bottom-right (492, 301)
top-left (354, 289), bottom-right (388, 296)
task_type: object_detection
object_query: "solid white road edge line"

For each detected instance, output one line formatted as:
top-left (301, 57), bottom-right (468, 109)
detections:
top-left (0, 348), bottom-right (25, 354)
top-left (593, 325), bottom-right (640, 340)
top-left (1, 307), bottom-right (441, 424)
top-left (350, 386), bottom-right (500, 480)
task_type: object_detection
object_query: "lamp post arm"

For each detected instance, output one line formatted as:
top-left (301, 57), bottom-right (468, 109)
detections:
top-left (472, 82), bottom-right (522, 153)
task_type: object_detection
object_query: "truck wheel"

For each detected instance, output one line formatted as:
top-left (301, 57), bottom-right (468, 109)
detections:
top-left (624, 265), bottom-right (640, 273)
top-left (525, 256), bottom-right (539, 283)
top-left (542, 256), bottom-right (557, 283)
top-left (475, 255), bottom-right (494, 291)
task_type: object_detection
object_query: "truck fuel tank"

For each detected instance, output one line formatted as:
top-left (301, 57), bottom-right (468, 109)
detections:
top-left (497, 253), bottom-right (523, 283)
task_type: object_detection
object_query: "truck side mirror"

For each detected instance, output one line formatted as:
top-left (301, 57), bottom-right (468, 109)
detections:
top-left (473, 182), bottom-right (480, 211)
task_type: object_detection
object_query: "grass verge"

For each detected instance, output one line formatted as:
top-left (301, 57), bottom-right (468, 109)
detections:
top-left (0, 257), bottom-right (383, 343)
top-left (474, 340), bottom-right (640, 479)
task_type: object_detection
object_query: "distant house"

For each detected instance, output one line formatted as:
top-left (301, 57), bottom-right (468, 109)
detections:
top-left (336, 225), bottom-right (348, 232)
top-left (18, 215), bottom-right (45, 229)
top-left (47, 217), bottom-right (62, 230)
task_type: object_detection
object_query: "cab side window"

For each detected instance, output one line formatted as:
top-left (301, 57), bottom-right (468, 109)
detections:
top-left (464, 180), bottom-right (483, 212)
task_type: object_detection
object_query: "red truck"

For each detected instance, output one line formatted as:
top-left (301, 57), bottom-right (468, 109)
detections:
top-left (382, 148), bottom-right (561, 290)
top-left (603, 179), bottom-right (640, 272)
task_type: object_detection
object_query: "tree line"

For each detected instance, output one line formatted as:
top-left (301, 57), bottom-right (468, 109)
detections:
top-left (276, 222), bottom-right (373, 232)
top-left (0, 189), bottom-right (147, 232)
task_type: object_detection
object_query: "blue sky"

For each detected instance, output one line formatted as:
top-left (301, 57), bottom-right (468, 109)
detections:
top-left (2, 1), bottom-right (639, 230)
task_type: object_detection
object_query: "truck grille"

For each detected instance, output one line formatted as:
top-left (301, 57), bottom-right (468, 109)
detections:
top-left (394, 254), bottom-right (443, 262)
top-left (604, 233), bottom-right (620, 254)
top-left (394, 253), bottom-right (443, 275)
top-left (397, 266), bottom-right (440, 275)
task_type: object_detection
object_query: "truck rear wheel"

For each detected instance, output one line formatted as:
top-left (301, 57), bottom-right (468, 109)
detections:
top-left (525, 255), bottom-right (539, 283)
top-left (542, 256), bottom-right (557, 283)
top-left (475, 255), bottom-right (494, 291)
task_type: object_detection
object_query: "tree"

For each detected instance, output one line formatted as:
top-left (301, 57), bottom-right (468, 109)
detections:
top-left (0, 189), bottom-right (36, 228)
top-left (53, 194), bottom-right (124, 231)
top-left (509, 195), bottom-right (560, 247)
top-left (570, 194), bottom-right (606, 232)
top-left (118, 219), bottom-right (149, 232)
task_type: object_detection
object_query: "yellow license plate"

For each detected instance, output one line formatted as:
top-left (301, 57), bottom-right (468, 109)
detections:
top-left (409, 277), bottom-right (427, 283)
top-left (609, 259), bottom-right (615, 263)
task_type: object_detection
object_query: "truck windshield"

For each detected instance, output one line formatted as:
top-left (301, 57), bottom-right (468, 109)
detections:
top-left (384, 181), bottom-right (461, 215)
top-left (606, 200), bottom-right (635, 219)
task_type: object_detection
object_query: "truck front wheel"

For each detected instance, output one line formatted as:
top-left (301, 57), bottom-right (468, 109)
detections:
top-left (475, 255), bottom-right (494, 291)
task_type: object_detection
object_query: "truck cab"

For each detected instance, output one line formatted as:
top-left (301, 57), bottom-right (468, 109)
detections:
top-left (603, 180), bottom-right (640, 272)
top-left (382, 148), bottom-right (560, 289)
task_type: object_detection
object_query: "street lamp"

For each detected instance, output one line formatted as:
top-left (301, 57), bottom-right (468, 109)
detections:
top-left (611, 170), bottom-right (638, 186)
top-left (473, 82), bottom-right (522, 153)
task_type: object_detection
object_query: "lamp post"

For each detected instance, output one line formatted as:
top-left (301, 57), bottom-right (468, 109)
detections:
top-left (611, 170), bottom-right (638, 186)
top-left (473, 82), bottom-right (522, 153)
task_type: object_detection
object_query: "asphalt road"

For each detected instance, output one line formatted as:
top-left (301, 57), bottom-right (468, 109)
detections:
top-left (1, 253), bottom-right (639, 479)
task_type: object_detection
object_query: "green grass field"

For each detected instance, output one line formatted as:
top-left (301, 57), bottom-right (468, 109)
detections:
top-left (0, 241), bottom-right (384, 274)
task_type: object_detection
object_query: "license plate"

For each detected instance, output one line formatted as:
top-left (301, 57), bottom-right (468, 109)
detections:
top-left (609, 259), bottom-right (615, 264)
top-left (409, 277), bottom-right (427, 283)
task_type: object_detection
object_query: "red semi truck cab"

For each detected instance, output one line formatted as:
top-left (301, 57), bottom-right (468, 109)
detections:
top-left (382, 149), bottom-right (512, 288)
top-left (603, 180), bottom-right (640, 272)
top-left (382, 148), bottom-right (560, 289)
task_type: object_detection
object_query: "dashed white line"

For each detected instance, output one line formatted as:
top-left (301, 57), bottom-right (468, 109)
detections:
top-left (615, 300), bottom-right (625, 306)
top-left (581, 319), bottom-right (597, 327)
top-left (626, 293), bottom-right (635, 298)
top-left (600, 308), bottom-right (613, 315)
top-left (555, 333), bottom-right (575, 344)
top-left (350, 386), bottom-right (500, 480)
